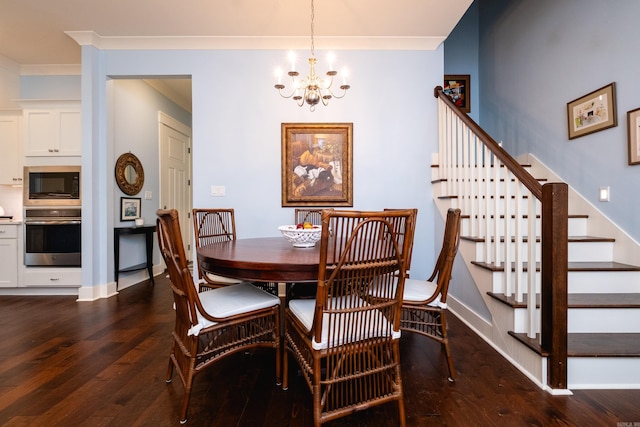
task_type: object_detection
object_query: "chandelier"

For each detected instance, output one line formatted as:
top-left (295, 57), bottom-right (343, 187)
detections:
top-left (274, 0), bottom-right (350, 111)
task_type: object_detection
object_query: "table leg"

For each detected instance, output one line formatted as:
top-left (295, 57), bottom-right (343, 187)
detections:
top-left (146, 230), bottom-right (155, 285)
top-left (114, 230), bottom-right (120, 290)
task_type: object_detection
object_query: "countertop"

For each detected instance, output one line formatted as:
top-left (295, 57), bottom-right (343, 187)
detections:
top-left (0, 219), bottom-right (22, 224)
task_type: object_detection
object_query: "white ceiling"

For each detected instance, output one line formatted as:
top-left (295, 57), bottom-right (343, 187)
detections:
top-left (0, 0), bottom-right (472, 109)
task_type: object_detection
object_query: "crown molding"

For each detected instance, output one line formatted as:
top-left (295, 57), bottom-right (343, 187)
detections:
top-left (65, 31), bottom-right (444, 51)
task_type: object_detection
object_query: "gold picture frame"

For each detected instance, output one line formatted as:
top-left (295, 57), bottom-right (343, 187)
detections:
top-left (281, 123), bottom-right (353, 207)
top-left (567, 82), bottom-right (617, 140)
top-left (628, 107), bottom-right (640, 165)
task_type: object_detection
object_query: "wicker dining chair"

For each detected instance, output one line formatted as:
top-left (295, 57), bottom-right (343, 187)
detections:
top-left (401, 207), bottom-right (461, 381)
top-left (283, 209), bottom-right (414, 427)
top-left (288, 209), bottom-right (324, 300)
top-left (192, 208), bottom-right (246, 291)
top-left (294, 208), bottom-right (323, 226)
top-left (157, 209), bottom-right (281, 424)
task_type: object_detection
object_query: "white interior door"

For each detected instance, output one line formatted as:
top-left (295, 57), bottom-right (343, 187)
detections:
top-left (159, 112), bottom-right (193, 261)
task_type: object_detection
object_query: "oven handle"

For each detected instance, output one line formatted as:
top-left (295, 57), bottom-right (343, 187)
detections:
top-left (25, 220), bottom-right (81, 225)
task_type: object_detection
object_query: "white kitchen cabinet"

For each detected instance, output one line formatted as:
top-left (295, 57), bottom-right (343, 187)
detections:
top-left (0, 112), bottom-right (23, 185)
top-left (22, 100), bottom-right (81, 157)
top-left (0, 223), bottom-right (19, 287)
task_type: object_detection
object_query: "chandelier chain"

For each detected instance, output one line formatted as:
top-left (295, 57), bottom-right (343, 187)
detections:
top-left (310, 0), bottom-right (315, 57)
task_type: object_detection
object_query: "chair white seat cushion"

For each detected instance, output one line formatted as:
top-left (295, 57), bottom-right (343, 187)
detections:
top-left (403, 278), bottom-right (446, 308)
top-left (188, 282), bottom-right (280, 336)
top-left (289, 296), bottom-right (401, 351)
top-left (369, 277), bottom-right (446, 309)
top-left (204, 272), bottom-right (245, 284)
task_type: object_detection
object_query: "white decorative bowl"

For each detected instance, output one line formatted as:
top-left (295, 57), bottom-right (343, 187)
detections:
top-left (278, 225), bottom-right (322, 248)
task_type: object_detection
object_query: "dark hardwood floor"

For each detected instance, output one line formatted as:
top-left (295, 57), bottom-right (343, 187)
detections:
top-left (1, 275), bottom-right (639, 426)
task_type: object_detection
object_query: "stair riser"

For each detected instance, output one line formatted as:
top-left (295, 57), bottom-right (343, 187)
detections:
top-left (472, 240), bottom-right (613, 263)
top-left (454, 196), bottom-right (541, 214)
top-left (512, 308), bottom-right (640, 333)
top-left (568, 358), bottom-right (640, 389)
top-left (460, 216), bottom-right (587, 238)
top-left (568, 271), bottom-right (640, 293)
top-left (489, 270), bottom-right (640, 295)
top-left (568, 308), bottom-right (640, 333)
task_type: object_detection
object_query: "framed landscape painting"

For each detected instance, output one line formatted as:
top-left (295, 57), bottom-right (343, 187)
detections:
top-left (281, 123), bottom-right (353, 207)
top-left (120, 197), bottom-right (141, 221)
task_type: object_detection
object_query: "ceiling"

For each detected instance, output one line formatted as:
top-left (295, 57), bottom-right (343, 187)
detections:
top-left (0, 0), bottom-right (472, 109)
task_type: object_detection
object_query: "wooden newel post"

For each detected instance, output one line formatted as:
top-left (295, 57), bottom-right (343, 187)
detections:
top-left (541, 182), bottom-right (569, 390)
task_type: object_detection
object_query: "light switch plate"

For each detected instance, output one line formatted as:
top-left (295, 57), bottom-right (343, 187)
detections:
top-left (599, 186), bottom-right (610, 202)
top-left (211, 185), bottom-right (226, 197)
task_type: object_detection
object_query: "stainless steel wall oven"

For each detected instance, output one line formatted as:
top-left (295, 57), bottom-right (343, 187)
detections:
top-left (24, 208), bottom-right (81, 267)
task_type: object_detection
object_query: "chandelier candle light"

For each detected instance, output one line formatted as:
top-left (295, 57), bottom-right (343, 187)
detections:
top-left (274, 0), bottom-right (350, 111)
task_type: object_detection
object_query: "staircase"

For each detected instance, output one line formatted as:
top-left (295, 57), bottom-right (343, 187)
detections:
top-left (432, 87), bottom-right (640, 391)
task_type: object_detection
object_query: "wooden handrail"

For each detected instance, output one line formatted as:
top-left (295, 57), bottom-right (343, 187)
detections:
top-left (434, 86), bottom-right (568, 390)
top-left (434, 86), bottom-right (543, 199)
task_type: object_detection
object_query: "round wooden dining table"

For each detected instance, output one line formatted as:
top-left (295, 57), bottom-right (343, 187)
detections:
top-left (196, 237), bottom-right (321, 283)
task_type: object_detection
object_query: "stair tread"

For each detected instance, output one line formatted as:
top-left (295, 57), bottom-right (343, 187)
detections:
top-left (471, 260), bottom-right (640, 272)
top-left (510, 332), bottom-right (640, 357)
top-left (489, 292), bottom-right (640, 308)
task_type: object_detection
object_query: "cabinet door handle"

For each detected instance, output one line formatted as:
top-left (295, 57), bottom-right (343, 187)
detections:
top-left (48, 148), bottom-right (54, 152)
top-left (0, 230), bottom-right (5, 234)
top-left (49, 277), bottom-right (60, 281)
top-left (53, 149), bottom-right (60, 152)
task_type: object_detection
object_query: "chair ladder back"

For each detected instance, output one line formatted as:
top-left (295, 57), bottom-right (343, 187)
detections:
top-left (384, 208), bottom-right (418, 276)
top-left (192, 208), bottom-right (238, 285)
top-left (313, 209), bottom-right (412, 347)
top-left (294, 208), bottom-right (323, 226)
top-left (193, 209), bottom-right (236, 246)
top-left (428, 208), bottom-right (461, 304)
top-left (157, 209), bottom-right (202, 331)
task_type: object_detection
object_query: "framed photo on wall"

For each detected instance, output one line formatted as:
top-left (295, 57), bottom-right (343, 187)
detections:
top-left (281, 123), bottom-right (353, 207)
top-left (443, 74), bottom-right (470, 113)
top-left (120, 197), bottom-right (141, 221)
top-left (567, 82), bottom-right (617, 140)
top-left (628, 107), bottom-right (640, 165)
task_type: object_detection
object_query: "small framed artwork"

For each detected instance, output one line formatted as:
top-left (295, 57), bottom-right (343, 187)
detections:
top-left (120, 197), bottom-right (141, 221)
top-left (444, 74), bottom-right (470, 113)
top-left (567, 82), bottom-right (617, 140)
top-left (281, 122), bottom-right (353, 207)
top-left (628, 107), bottom-right (640, 165)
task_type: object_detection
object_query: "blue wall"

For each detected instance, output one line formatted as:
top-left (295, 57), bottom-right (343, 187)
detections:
top-left (474, 0), bottom-right (640, 243)
top-left (78, 47), bottom-right (444, 290)
top-left (444, 1), bottom-right (480, 123)
top-left (20, 75), bottom-right (81, 99)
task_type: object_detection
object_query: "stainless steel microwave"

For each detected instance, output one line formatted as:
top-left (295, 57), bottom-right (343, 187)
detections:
top-left (23, 166), bottom-right (81, 207)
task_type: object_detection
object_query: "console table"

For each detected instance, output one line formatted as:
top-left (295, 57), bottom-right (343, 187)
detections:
top-left (114, 225), bottom-right (156, 289)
